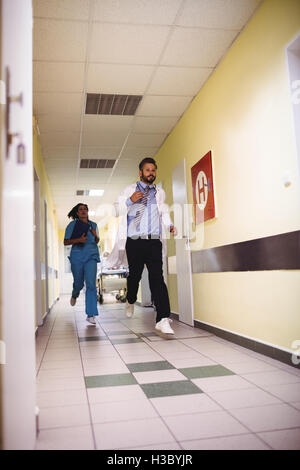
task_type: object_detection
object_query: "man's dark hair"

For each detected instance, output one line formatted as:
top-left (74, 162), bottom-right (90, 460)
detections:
top-left (139, 157), bottom-right (157, 171)
top-left (67, 203), bottom-right (89, 220)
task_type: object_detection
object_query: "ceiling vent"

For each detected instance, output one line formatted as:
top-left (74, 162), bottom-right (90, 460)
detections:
top-left (85, 93), bottom-right (142, 116)
top-left (80, 159), bottom-right (116, 169)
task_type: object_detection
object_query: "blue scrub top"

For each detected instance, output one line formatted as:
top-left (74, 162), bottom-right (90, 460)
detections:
top-left (64, 219), bottom-right (100, 263)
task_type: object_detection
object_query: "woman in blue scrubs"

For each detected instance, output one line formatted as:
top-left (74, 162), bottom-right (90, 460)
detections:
top-left (64, 203), bottom-right (100, 325)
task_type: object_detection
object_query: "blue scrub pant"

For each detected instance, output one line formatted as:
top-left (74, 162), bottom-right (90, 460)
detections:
top-left (71, 258), bottom-right (98, 317)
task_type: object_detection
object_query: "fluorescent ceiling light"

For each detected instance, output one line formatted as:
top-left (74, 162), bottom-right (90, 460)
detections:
top-left (89, 189), bottom-right (104, 197)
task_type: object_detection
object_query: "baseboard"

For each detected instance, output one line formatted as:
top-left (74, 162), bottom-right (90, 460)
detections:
top-left (169, 312), bottom-right (300, 370)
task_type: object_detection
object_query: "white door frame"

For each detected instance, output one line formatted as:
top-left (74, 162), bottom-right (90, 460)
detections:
top-left (1, 0), bottom-right (36, 449)
top-left (172, 159), bottom-right (194, 326)
top-left (44, 199), bottom-right (49, 317)
top-left (34, 170), bottom-right (42, 326)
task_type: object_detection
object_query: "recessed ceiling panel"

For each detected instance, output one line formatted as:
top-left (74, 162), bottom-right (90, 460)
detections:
top-left (33, 62), bottom-right (85, 93)
top-left (89, 23), bottom-right (170, 64)
top-left (121, 146), bottom-right (159, 159)
top-left (136, 95), bottom-right (193, 117)
top-left (37, 114), bottom-right (81, 133)
top-left (80, 146), bottom-right (122, 159)
top-left (147, 66), bottom-right (213, 96)
top-left (33, 0), bottom-right (90, 20)
top-left (42, 147), bottom-right (79, 159)
top-left (161, 28), bottom-right (238, 67)
top-left (94, 0), bottom-right (182, 25)
top-left (33, 19), bottom-right (88, 61)
top-left (33, 92), bottom-right (83, 115)
top-left (81, 130), bottom-right (128, 147)
top-left (133, 116), bottom-right (178, 134)
top-left (176, 0), bottom-right (260, 30)
top-left (126, 133), bottom-right (167, 148)
top-left (86, 63), bottom-right (154, 95)
top-left (38, 132), bottom-right (80, 148)
top-left (83, 115), bottom-right (134, 133)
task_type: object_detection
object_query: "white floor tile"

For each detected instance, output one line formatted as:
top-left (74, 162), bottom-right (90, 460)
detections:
top-left (39, 404), bottom-right (90, 429)
top-left (36, 376), bottom-right (85, 392)
top-left (258, 428), bottom-right (300, 450)
top-left (192, 375), bottom-right (257, 393)
top-left (181, 434), bottom-right (270, 450)
top-left (259, 382), bottom-right (300, 402)
top-left (37, 389), bottom-right (88, 408)
top-left (133, 369), bottom-right (187, 384)
top-left (94, 417), bottom-right (175, 449)
top-left (150, 393), bottom-right (221, 416)
top-left (35, 425), bottom-right (94, 450)
top-left (91, 398), bottom-right (158, 424)
top-left (230, 403), bottom-right (300, 432)
top-left (163, 410), bottom-right (248, 441)
top-left (241, 370), bottom-right (300, 387)
top-left (205, 388), bottom-right (281, 409)
top-left (87, 384), bottom-right (147, 404)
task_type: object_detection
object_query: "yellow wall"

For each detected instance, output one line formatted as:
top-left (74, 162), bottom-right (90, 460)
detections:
top-left (33, 118), bottom-right (60, 323)
top-left (155, 0), bottom-right (300, 350)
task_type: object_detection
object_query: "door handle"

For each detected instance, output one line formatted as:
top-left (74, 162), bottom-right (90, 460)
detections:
top-left (5, 67), bottom-right (23, 158)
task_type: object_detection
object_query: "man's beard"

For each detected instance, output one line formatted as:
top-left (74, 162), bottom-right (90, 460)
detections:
top-left (141, 172), bottom-right (156, 184)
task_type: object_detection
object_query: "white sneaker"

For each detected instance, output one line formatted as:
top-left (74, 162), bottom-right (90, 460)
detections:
top-left (125, 301), bottom-right (134, 318)
top-left (155, 318), bottom-right (174, 335)
top-left (86, 316), bottom-right (96, 325)
top-left (70, 297), bottom-right (76, 306)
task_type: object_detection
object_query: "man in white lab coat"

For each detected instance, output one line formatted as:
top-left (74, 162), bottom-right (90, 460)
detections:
top-left (106, 158), bottom-right (176, 335)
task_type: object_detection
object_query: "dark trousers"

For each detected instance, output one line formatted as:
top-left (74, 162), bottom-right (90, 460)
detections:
top-left (125, 237), bottom-right (170, 322)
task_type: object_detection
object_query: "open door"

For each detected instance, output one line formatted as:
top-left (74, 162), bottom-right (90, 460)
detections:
top-left (1, 0), bottom-right (36, 449)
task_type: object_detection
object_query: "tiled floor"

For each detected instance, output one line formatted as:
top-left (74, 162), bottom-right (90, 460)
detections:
top-left (35, 295), bottom-right (300, 450)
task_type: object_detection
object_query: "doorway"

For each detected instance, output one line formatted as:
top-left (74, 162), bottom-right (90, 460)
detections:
top-left (171, 159), bottom-right (194, 326)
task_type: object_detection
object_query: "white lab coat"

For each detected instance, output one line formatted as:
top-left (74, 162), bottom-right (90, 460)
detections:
top-left (105, 183), bottom-right (173, 269)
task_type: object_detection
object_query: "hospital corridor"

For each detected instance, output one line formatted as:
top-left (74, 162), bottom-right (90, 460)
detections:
top-left (1, 0), bottom-right (300, 452)
top-left (35, 294), bottom-right (300, 450)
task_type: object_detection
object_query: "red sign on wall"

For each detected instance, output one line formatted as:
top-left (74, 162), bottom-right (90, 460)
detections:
top-left (191, 151), bottom-right (215, 224)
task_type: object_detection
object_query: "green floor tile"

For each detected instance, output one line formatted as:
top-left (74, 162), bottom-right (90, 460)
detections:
top-left (179, 365), bottom-right (235, 379)
top-left (85, 373), bottom-right (137, 388)
top-left (141, 380), bottom-right (202, 398)
top-left (78, 336), bottom-right (108, 342)
top-left (127, 361), bottom-right (175, 373)
top-left (110, 338), bottom-right (144, 344)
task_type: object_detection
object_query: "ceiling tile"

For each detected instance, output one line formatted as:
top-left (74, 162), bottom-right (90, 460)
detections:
top-left (126, 133), bottom-right (167, 148)
top-left (89, 23), bottom-right (170, 64)
top-left (136, 95), bottom-right (193, 117)
top-left (33, 62), bottom-right (85, 93)
top-left (93, 0), bottom-right (182, 25)
top-left (33, 19), bottom-right (88, 61)
top-left (44, 159), bottom-right (78, 170)
top-left (147, 66), bottom-right (213, 96)
top-left (83, 115), bottom-right (134, 133)
top-left (161, 28), bottom-right (238, 67)
top-left (176, 0), bottom-right (260, 30)
top-left (80, 146), bottom-right (122, 159)
top-left (86, 63), bottom-right (154, 95)
top-left (33, 0), bottom-right (90, 20)
top-left (37, 114), bottom-right (81, 133)
top-left (39, 132), bottom-right (80, 148)
top-left (121, 146), bottom-right (159, 159)
top-left (132, 116), bottom-right (178, 134)
top-left (114, 159), bottom-right (140, 169)
top-left (42, 147), bottom-right (79, 159)
top-left (81, 130), bottom-right (128, 146)
top-left (33, 92), bottom-right (83, 115)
